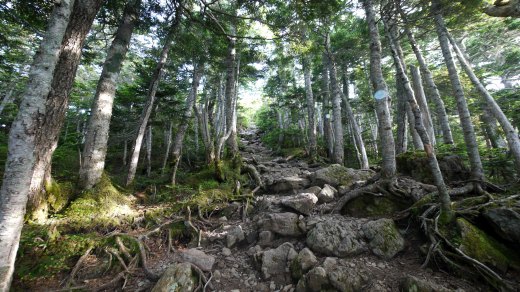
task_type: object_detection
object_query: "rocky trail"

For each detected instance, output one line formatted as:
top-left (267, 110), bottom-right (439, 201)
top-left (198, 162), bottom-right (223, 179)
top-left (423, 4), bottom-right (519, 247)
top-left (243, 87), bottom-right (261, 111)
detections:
top-left (30, 128), bottom-right (519, 292)
top-left (134, 128), bottom-right (481, 292)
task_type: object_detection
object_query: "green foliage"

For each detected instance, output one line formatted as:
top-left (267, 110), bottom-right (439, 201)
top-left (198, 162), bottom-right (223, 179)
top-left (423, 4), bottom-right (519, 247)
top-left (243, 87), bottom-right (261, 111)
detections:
top-left (45, 179), bottom-right (74, 214)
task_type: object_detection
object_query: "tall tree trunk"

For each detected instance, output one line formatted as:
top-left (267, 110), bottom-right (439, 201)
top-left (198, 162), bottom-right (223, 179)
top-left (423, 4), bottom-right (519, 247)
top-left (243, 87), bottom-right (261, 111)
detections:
top-left (363, 0), bottom-right (396, 179)
top-left (0, 88), bottom-right (14, 116)
top-left (79, 0), bottom-right (141, 190)
top-left (342, 70), bottom-right (369, 169)
top-left (386, 18), bottom-right (453, 222)
top-left (162, 121), bottom-right (173, 172)
top-left (29, 0), bottom-right (104, 219)
top-left (396, 0), bottom-right (454, 144)
top-left (302, 55), bottom-right (317, 161)
top-left (410, 65), bottom-right (436, 146)
top-left (432, 0), bottom-right (484, 181)
top-left (481, 106), bottom-right (507, 149)
top-left (328, 57), bottom-right (344, 164)
top-left (126, 28), bottom-right (176, 186)
top-left (171, 63), bottom-right (204, 185)
top-left (395, 78), bottom-right (408, 154)
top-left (322, 49), bottom-right (334, 158)
top-left (123, 139), bottom-right (128, 166)
top-left (448, 33), bottom-right (520, 175)
top-left (407, 102), bottom-right (424, 150)
top-left (146, 125), bottom-right (152, 177)
top-left (0, 1), bottom-right (76, 289)
top-left (225, 29), bottom-right (239, 158)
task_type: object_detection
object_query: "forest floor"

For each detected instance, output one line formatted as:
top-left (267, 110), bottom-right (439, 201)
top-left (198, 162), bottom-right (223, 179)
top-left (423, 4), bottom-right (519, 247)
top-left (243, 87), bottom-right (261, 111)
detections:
top-left (16, 128), bottom-right (520, 292)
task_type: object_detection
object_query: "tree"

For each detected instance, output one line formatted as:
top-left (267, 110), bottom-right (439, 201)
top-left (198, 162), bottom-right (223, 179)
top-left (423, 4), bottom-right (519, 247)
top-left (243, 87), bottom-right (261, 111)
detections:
top-left (79, 0), bottom-right (141, 190)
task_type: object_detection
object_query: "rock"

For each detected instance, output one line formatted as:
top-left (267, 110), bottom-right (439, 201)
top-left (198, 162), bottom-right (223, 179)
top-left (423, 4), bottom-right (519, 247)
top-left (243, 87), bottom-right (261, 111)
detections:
top-left (258, 230), bottom-right (274, 247)
top-left (261, 242), bottom-right (296, 280)
top-left (218, 216), bottom-right (228, 223)
top-left (281, 193), bottom-right (318, 215)
top-left (290, 248), bottom-right (318, 279)
top-left (259, 212), bottom-right (305, 237)
top-left (175, 249), bottom-right (215, 272)
top-left (400, 275), bottom-right (452, 292)
top-left (151, 262), bottom-right (195, 292)
top-left (306, 216), bottom-right (366, 257)
top-left (301, 186), bottom-right (321, 196)
top-left (322, 259), bottom-right (369, 292)
top-left (457, 218), bottom-right (518, 272)
top-left (483, 207), bottom-right (520, 244)
top-left (317, 184), bottom-right (337, 203)
top-left (362, 218), bottom-right (405, 259)
top-left (213, 270), bottom-right (222, 282)
top-left (268, 176), bottom-right (310, 193)
top-left (341, 193), bottom-right (409, 218)
top-left (222, 247), bottom-right (232, 256)
top-left (226, 225), bottom-right (245, 247)
top-left (306, 267), bottom-right (329, 292)
top-left (311, 164), bottom-right (374, 188)
top-left (397, 152), bottom-right (469, 184)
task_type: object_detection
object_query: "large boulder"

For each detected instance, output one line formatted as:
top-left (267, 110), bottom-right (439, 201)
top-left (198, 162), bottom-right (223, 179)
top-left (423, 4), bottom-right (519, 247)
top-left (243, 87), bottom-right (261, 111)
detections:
top-left (322, 257), bottom-right (369, 292)
top-left (281, 193), bottom-right (318, 215)
top-left (151, 262), bottom-right (196, 292)
top-left (311, 164), bottom-right (374, 188)
top-left (267, 176), bottom-right (310, 193)
top-left (174, 249), bottom-right (215, 272)
top-left (259, 212), bottom-right (306, 237)
top-left (306, 216), bottom-right (367, 257)
top-left (482, 207), bottom-right (520, 244)
top-left (290, 247), bottom-right (318, 280)
top-left (397, 152), bottom-right (469, 184)
top-left (362, 218), bottom-right (405, 259)
top-left (261, 242), bottom-right (297, 280)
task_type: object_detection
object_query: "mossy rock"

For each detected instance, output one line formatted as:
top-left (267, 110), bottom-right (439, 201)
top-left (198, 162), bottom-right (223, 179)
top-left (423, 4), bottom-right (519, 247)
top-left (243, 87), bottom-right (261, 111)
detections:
top-left (311, 164), bottom-right (375, 188)
top-left (457, 218), bottom-right (520, 272)
top-left (396, 152), bottom-right (469, 184)
top-left (342, 194), bottom-right (410, 217)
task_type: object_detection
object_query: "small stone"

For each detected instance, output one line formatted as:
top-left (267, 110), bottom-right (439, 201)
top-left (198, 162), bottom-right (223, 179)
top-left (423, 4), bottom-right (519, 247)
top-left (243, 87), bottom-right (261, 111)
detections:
top-left (317, 184), bottom-right (337, 203)
top-left (226, 225), bottom-right (245, 248)
top-left (301, 186), bottom-right (322, 195)
top-left (218, 216), bottom-right (228, 223)
top-left (270, 281), bottom-right (276, 290)
top-left (222, 247), bottom-right (232, 256)
top-left (174, 248), bottom-right (215, 272)
top-left (258, 230), bottom-right (274, 247)
top-left (213, 270), bottom-right (222, 282)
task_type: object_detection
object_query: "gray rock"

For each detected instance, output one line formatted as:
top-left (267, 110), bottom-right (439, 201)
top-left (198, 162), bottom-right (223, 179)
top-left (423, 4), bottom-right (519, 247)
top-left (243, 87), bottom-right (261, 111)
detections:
top-left (281, 193), bottom-right (318, 215)
top-left (323, 260), bottom-right (369, 292)
top-left (259, 212), bottom-right (305, 237)
top-left (290, 248), bottom-right (318, 279)
top-left (301, 186), bottom-right (322, 196)
top-left (362, 218), bottom-right (405, 259)
top-left (305, 267), bottom-right (329, 292)
top-left (483, 207), bottom-right (520, 243)
top-left (226, 225), bottom-right (245, 247)
top-left (258, 230), bottom-right (274, 247)
top-left (400, 275), bottom-right (452, 292)
top-left (151, 262), bottom-right (195, 292)
top-left (311, 164), bottom-right (374, 188)
top-left (306, 217), bottom-right (366, 257)
top-left (317, 184), bottom-right (337, 203)
top-left (222, 247), bottom-right (232, 256)
top-left (268, 176), bottom-right (311, 193)
top-left (261, 242), bottom-right (296, 280)
top-left (175, 249), bottom-right (215, 272)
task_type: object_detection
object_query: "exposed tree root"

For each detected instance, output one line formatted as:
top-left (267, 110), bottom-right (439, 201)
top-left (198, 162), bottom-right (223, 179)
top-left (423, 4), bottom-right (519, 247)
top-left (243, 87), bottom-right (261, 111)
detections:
top-left (62, 246), bottom-right (93, 287)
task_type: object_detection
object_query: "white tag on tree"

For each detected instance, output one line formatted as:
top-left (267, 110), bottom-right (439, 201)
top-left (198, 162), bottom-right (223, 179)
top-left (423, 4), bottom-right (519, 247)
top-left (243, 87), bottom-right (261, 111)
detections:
top-left (374, 89), bottom-right (388, 100)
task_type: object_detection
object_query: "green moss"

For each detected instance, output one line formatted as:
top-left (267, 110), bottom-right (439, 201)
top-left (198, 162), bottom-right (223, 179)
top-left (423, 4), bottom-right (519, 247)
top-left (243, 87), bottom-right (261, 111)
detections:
top-left (290, 258), bottom-right (303, 280)
top-left (63, 174), bottom-right (136, 230)
top-left (342, 195), bottom-right (410, 217)
top-left (457, 218), bottom-right (520, 272)
top-left (409, 194), bottom-right (435, 215)
top-left (46, 179), bottom-right (73, 213)
top-left (16, 224), bottom-right (105, 281)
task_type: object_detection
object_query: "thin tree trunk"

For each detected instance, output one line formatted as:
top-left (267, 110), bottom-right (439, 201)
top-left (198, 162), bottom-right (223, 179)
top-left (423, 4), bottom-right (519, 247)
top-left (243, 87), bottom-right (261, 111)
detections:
top-left (162, 121), bottom-right (173, 172)
top-left (448, 33), bottom-right (520, 175)
top-left (395, 78), bottom-right (408, 154)
top-left (303, 55), bottom-right (317, 161)
top-left (329, 57), bottom-right (345, 164)
top-left (342, 70), bottom-right (369, 169)
top-left (407, 102), bottom-right (424, 150)
top-left (171, 63), bottom-right (204, 185)
top-left (410, 65), bottom-right (436, 146)
top-left (386, 18), bottom-right (453, 222)
top-left (363, 0), bottom-right (396, 179)
top-left (126, 27), bottom-right (177, 186)
top-left (79, 0), bottom-right (141, 190)
top-left (481, 106), bottom-right (507, 149)
top-left (0, 88), bottom-right (14, 116)
top-left (396, 0), bottom-right (454, 144)
top-left (123, 139), bottom-right (128, 166)
top-left (322, 49), bottom-right (334, 158)
top-left (225, 27), bottom-right (239, 157)
top-left (432, 0), bottom-right (484, 181)
top-left (146, 125), bottom-right (152, 177)
top-left (0, 1), bottom-right (75, 289)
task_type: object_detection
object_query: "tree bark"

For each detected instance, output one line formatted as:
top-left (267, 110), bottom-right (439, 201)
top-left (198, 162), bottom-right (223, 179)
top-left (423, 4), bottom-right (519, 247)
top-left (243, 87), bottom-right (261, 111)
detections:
top-left (406, 97), bottom-right (424, 150)
top-left (363, 0), bottom-right (396, 179)
top-left (386, 18), bottom-right (454, 222)
top-left (481, 105), bottom-right (507, 149)
top-left (145, 124), bottom-right (152, 177)
top-left (29, 0), bottom-right (104, 217)
top-left (396, 0), bottom-right (454, 144)
top-left (225, 28), bottom-right (239, 157)
top-left (162, 121), bottom-right (173, 172)
top-left (302, 55), bottom-right (317, 161)
top-left (432, 0), bottom-right (484, 181)
top-left (322, 47), bottom-right (334, 158)
top-left (395, 77), bottom-right (408, 154)
top-left (171, 63), bottom-right (204, 185)
top-left (126, 28), bottom-right (176, 186)
top-left (79, 0), bottom-right (141, 190)
top-left (0, 1), bottom-right (75, 289)
top-left (448, 33), bottom-right (520, 175)
top-left (410, 65), bottom-right (436, 146)
top-left (0, 88), bottom-right (14, 116)
top-left (328, 57), bottom-right (345, 164)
